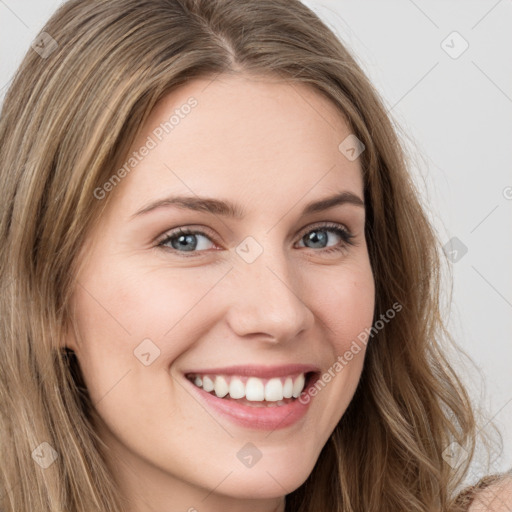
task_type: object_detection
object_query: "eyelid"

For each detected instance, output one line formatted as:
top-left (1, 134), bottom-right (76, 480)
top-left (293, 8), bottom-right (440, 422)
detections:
top-left (296, 221), bottom-right (352, 239)
top-left (155, 224), bottom-right (219, 246)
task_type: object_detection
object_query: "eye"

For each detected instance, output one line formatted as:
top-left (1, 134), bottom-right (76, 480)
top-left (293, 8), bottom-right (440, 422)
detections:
top-left (157, 227), bottom-right (216, 253)
top-left (295, 222), bottom-right (355, 254)
top-left (156, 222), bottom-right (355, 257)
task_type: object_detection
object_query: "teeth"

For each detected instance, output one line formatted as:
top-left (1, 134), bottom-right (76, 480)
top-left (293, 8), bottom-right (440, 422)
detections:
top-left (189, 372), bottom-right (308, 402)
top-left (229, 377), bottom-right (245, 399)
top-left (265, 378), bottom-right (284, 401)
top-left (214, 376), bottom-right (229, 398)
top-left (292, 373), bottom-right (305, 398)
top-left (245, 377), bottom-right (265, 401)
top-left (202, 376), bottom-right (214, 392)
top-left (283, 377), bottom-right (293, 398)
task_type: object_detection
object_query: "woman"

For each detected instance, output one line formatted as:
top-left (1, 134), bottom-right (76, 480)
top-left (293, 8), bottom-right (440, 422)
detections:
top-left (0, 1), bottom-right (509, 511)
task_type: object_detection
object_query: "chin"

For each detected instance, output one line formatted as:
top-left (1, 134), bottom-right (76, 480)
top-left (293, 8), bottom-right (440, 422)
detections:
top-left (215, 457), bottom-right (315, 499)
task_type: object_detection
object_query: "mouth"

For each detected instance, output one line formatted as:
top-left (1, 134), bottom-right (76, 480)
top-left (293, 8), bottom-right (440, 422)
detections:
top-left (184, 371), bottom-right (318, 406)
top-left (182, 369), bottom-right (321, 430)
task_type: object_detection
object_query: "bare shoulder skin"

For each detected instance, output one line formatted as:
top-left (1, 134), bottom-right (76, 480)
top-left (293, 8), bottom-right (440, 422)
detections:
top-left (468, 474), bottom-right (512, 512)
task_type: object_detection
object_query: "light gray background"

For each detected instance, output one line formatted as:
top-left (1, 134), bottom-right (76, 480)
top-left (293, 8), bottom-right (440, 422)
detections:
top-left (1, 0), bottom-right (511, 480)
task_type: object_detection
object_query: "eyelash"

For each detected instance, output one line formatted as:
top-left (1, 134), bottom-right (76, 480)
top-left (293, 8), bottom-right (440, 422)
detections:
top-left (156, 222), bottom-right (356, 258)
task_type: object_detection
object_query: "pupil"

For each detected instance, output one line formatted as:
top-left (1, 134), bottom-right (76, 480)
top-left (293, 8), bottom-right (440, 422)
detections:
top-left (306, 230), bottom-right (327, 248)
top-left (172, 234), bottom-right (197, 251)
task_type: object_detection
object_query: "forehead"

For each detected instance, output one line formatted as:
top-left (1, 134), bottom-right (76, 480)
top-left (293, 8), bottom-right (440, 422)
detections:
top-left (110, 73), bottom-right (363, 216)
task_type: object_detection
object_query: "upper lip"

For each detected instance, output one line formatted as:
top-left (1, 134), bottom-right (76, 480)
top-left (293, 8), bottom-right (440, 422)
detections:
top-left (183, 364), bottom-right (320, 379)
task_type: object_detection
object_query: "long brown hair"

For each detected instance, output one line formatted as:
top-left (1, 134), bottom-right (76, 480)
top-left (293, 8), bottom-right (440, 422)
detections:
top-left (0, 0), bottom-right (504, 510)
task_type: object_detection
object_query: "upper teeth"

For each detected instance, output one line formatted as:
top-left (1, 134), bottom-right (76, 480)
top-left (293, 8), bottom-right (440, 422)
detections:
top-left (189, 373), bottom-right (307, 402)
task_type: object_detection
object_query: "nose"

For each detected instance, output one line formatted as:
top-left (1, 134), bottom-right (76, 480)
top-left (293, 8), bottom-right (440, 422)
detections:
top-left (225, 247), bottom-right (315, 343)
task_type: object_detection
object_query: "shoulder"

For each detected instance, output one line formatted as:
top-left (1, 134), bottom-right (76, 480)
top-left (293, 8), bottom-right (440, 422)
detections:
top-left (467, 473), bottom-right (512, 511)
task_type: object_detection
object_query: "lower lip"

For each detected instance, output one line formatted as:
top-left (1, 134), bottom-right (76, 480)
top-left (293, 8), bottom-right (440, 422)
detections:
top-left (184, 374), bottom-right (317, 431)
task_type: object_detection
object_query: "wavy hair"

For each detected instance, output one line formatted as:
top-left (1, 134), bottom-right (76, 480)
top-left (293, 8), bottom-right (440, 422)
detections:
top-left (0, 0), bottom-right (504, 510)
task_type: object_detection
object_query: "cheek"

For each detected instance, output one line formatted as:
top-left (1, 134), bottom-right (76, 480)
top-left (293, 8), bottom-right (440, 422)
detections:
top-left (70, 258), bottom-right (228, 386)
top-left (312, 260), bottom-right (375, 350)
top-left (69, 259), bottom-right (228, 452)
top-left (303, 260), bottom-right (375, 423)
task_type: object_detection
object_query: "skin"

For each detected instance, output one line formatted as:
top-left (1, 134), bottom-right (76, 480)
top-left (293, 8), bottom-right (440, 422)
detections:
top-left (469, 477), bottom-right (512, 511)
top-left (66, 73), bottom-right (375, 512)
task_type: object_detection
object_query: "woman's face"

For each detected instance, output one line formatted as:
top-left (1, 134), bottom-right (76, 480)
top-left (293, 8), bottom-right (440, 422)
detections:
top-left (68, 73), bottom-right (375, 511)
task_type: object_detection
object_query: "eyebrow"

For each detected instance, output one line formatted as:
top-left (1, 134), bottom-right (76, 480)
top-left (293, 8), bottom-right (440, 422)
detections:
top-left (130, 190), bottom-right (365, 220)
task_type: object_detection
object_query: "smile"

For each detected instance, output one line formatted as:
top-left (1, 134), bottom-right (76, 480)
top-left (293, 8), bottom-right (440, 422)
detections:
top-left (185, 372), bottom-right (307, 404)
top-left (183, 370), bottom-right (320, 430)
